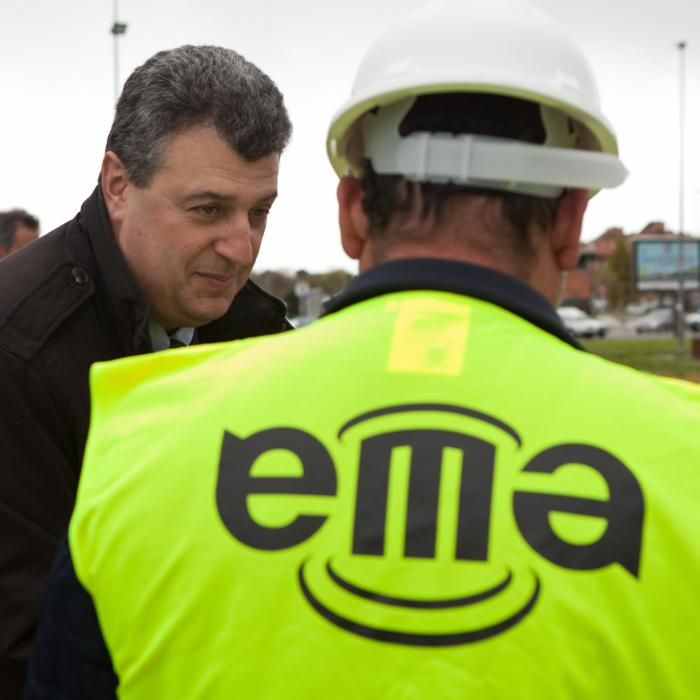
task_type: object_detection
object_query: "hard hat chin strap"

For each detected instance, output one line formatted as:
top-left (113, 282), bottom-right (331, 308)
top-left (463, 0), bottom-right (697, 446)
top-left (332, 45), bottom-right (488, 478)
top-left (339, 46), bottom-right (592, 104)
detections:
top-left (361, 98), bottom-right (628, 198)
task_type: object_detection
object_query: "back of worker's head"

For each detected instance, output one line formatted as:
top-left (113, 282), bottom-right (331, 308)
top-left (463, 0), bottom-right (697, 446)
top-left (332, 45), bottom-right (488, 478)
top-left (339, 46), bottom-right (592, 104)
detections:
top-left (327, 0), bottom-right (627, 275)
top-left (357, 93), bottom-right (570, 269)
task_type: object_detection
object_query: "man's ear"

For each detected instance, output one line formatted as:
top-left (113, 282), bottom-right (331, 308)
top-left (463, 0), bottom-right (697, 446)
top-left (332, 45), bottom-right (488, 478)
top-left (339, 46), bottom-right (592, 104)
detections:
top-left (100, 151), bottom-right (130, 225)
top-left (337, 176), bottom-right (369, 261)
top-left (551, 188), bottom-right (588, 271)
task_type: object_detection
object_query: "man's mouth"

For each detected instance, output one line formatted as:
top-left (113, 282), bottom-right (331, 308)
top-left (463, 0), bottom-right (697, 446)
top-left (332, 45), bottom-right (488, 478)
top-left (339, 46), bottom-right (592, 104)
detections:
top-left (196, 272), bottom-right (235, 285)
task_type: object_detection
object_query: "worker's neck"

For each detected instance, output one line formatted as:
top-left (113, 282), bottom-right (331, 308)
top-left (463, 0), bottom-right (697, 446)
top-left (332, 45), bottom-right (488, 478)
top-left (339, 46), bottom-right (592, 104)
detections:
top-left (359, 244), bottom-right (561, 307)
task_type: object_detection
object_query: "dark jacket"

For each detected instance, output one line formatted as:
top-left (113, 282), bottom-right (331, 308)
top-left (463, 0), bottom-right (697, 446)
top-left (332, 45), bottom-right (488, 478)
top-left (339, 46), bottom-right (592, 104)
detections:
top-left (0, 187), bottom-right (289, 696)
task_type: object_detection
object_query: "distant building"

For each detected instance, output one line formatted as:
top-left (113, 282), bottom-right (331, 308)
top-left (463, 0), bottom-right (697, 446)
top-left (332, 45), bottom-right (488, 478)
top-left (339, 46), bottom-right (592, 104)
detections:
top-left (561, 223), bottom-right (700, 311)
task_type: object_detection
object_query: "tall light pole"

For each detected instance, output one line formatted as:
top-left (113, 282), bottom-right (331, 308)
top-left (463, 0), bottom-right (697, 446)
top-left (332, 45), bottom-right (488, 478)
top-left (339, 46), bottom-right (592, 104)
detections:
top-left (111, 0), bottom-right (128, 104)
top-left (676, 40), bottom-right (687, 351)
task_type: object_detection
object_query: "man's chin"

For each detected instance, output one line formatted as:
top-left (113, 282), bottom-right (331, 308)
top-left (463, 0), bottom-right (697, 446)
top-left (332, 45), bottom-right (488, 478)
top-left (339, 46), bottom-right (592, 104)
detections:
top-left (184, 301), bottom-right (234, 328)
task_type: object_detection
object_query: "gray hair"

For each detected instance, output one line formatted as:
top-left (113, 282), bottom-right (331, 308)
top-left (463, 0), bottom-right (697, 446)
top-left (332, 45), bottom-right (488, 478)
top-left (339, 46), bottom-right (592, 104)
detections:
top-left (106, 45), bottom-right (292, 186)
top-left (0, 209), bottom-right (39, 249)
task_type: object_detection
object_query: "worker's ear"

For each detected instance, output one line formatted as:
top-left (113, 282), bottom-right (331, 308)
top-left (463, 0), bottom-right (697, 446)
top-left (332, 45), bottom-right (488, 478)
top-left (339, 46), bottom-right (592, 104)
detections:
top-left (551, 188), bottom-right (588, 271)
top-left (337, 176), bottom-right (369, 260)
top-left (100, 151), bottom-right (131, 226)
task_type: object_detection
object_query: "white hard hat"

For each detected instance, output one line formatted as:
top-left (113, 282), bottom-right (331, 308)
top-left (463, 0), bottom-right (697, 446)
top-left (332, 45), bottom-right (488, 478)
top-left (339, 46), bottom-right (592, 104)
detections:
top-left (327, 0), bottom-right (627, 197)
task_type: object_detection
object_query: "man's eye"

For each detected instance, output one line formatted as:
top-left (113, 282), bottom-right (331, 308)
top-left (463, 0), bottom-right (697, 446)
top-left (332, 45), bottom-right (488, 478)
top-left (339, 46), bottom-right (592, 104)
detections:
top-left (250, 207), bottom-right (271, 219)
top-left (196, 205), bottom-right (220, 217)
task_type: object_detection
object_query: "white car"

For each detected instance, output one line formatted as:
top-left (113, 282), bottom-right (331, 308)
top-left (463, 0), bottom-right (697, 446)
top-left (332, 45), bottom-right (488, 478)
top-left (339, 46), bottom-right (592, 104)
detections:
top-left (630, 308), bottom-right (673, 334)
top-left (557, 306), bottom-right (608, 338)
top-left (685, 311), bottom-right (700, 332)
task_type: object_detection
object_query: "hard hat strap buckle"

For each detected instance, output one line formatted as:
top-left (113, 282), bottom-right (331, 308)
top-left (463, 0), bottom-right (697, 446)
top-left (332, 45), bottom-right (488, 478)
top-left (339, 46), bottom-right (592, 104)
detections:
top-left (362, 98), bottom-right (628, 198)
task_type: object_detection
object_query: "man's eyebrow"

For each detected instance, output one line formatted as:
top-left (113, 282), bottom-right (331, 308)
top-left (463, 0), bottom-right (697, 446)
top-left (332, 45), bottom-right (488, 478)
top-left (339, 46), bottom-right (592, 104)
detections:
top-left (183, 190), bottom-right (278, 204)
top-left (183, 191), bottom-right (234, 204)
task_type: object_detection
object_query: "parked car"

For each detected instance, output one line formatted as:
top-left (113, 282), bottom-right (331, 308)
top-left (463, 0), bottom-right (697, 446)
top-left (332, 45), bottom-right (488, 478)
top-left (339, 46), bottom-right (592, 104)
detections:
top-left (625, 301), bottom-right (656, 316)
top-left (630, 308), bottom-right (673, 334)
top-left (557, 306), bottom-right (608, 338)
top-left (685, 311), bottom-right (700, 332)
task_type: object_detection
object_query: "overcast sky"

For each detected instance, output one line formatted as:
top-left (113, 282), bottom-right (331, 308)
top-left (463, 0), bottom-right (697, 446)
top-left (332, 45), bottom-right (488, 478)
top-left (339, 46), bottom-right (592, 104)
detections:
top-left (1, 0), bottom-right (699, 271)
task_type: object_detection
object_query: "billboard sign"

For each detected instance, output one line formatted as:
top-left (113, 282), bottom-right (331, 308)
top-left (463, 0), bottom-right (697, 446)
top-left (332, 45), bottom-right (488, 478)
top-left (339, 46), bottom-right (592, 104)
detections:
top-left (633, 239), bottom-right (700, 291)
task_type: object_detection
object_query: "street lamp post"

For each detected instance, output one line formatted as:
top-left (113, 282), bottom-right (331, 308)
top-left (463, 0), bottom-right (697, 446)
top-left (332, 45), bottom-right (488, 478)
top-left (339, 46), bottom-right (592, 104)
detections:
top-left (111, 0), bottom-right (128, 104)
top-left (676, 40), bottom-right (687, 352)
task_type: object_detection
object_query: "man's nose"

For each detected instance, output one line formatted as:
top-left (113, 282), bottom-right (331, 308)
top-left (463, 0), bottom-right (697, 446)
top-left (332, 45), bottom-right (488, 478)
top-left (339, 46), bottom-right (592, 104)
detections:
top-left (212, 215), bottom-right (256, 266)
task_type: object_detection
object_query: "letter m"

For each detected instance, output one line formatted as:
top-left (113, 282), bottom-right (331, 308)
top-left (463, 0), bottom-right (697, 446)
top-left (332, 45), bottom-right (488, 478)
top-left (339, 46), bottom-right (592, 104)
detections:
top-left (352, 430), bottom-right (496, 561)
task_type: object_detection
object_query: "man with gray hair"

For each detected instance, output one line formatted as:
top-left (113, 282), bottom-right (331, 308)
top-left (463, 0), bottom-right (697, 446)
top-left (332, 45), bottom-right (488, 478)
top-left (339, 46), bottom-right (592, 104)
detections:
top-left (0, 208), bottom-right (39, 258)
top-left (0, 44), bottom-right (291, 696)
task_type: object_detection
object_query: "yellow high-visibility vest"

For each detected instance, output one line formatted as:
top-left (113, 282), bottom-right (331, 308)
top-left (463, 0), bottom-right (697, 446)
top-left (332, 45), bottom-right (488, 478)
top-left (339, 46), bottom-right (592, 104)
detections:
top-left (71, 290), bottom-right (700, 699)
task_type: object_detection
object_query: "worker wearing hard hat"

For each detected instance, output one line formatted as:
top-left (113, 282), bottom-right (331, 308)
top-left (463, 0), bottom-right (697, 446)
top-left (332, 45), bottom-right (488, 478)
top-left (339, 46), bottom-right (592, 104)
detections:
top-left (26, 1), bottom-right (700, 698)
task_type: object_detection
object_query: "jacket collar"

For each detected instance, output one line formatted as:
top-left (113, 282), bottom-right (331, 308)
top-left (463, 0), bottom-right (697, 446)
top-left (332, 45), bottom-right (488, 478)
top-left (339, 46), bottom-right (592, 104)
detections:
top-left (324, 257), bottom-right (582, 350)
top-left (77, 186), bottom-right (151, 353)
top-left (76, 186), bottom-right (290, 353)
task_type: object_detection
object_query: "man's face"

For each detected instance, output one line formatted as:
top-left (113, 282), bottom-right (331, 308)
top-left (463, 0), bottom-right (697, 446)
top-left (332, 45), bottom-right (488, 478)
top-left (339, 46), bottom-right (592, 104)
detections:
top-left (112, 126), bottom-right (279, 330)
top-left (0, 224), bottom-right (38, 258)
